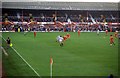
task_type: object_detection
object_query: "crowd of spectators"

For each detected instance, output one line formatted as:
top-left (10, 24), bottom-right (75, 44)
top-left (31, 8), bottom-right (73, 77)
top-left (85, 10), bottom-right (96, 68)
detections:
top-left (2, 9), bottom-right (120, 32)
top-left (2, 23), bottom-right (119, 32)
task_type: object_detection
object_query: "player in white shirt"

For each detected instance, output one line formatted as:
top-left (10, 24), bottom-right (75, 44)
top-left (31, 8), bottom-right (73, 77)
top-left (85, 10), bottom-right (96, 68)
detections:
top-left (56, 35), bottom-right (60, 42)
top-left (97, 29), bottom-right (100, 35)
top-left (58, 36), bottom-right (64, 47)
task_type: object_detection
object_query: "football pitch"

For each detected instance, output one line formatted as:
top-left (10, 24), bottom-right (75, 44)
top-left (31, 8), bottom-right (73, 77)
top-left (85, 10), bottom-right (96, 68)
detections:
top-left (2, 32), bottom-right (118, 76)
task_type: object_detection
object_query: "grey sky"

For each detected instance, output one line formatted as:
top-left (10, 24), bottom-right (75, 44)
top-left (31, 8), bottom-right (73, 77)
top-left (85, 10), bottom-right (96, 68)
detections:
top-left (1, 0), bottom-right (119, 2)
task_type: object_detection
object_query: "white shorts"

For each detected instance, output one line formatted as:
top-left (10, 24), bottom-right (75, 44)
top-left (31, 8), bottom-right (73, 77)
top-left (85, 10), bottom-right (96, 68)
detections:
top-left (59, 39), bottom-right (63, 43)
top-left (97, 32), bottom-right (99, 34)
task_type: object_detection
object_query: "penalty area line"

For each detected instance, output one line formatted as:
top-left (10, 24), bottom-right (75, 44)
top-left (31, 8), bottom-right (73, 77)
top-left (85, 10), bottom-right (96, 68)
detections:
top-left (1, 35), bottom-right (41, 77)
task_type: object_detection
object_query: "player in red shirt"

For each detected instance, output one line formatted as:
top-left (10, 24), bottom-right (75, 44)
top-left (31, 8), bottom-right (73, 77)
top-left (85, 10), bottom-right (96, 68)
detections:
top-left (66, 33), bottom-right (70, 39)
top-left (110, 35), bottom-right (115, 46)
top-left (78, 29), bottom-right (80, 36)
top-left (110, 28), bottom-right (112, 32)
top-left (63, 35), bottom-right (67, 41)
top-left (105, 29), bottom-right (108, 36)
top-left (34, 31), bottom-right (36, 38)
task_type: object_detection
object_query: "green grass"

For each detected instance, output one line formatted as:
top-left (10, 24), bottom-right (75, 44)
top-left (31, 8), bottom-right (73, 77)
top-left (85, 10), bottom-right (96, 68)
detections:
top-left (2, 32), bottom-right (118, 76)
top-left (2, 36), bottom-right (37, 76)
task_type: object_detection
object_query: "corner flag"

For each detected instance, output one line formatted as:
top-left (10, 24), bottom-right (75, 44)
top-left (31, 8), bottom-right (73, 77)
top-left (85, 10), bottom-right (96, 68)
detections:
top-left (50, 57), bottom-right (53, 78)
top-left (50, 57), bottom-right (53, 65)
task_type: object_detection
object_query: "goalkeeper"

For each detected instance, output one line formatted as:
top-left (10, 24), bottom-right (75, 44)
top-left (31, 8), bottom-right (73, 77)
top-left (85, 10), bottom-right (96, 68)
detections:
top-left (6, 37), bottom-right (11, 48)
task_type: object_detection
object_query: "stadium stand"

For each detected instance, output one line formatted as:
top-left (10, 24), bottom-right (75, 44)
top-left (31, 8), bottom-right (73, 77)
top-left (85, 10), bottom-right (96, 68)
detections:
top-left (2, 2), bottom-right (120, 32)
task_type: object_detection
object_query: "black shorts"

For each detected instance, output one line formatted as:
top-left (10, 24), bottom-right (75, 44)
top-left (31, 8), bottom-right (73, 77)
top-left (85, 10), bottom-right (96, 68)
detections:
top-left (7, 41), bottom-right (10, 45)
